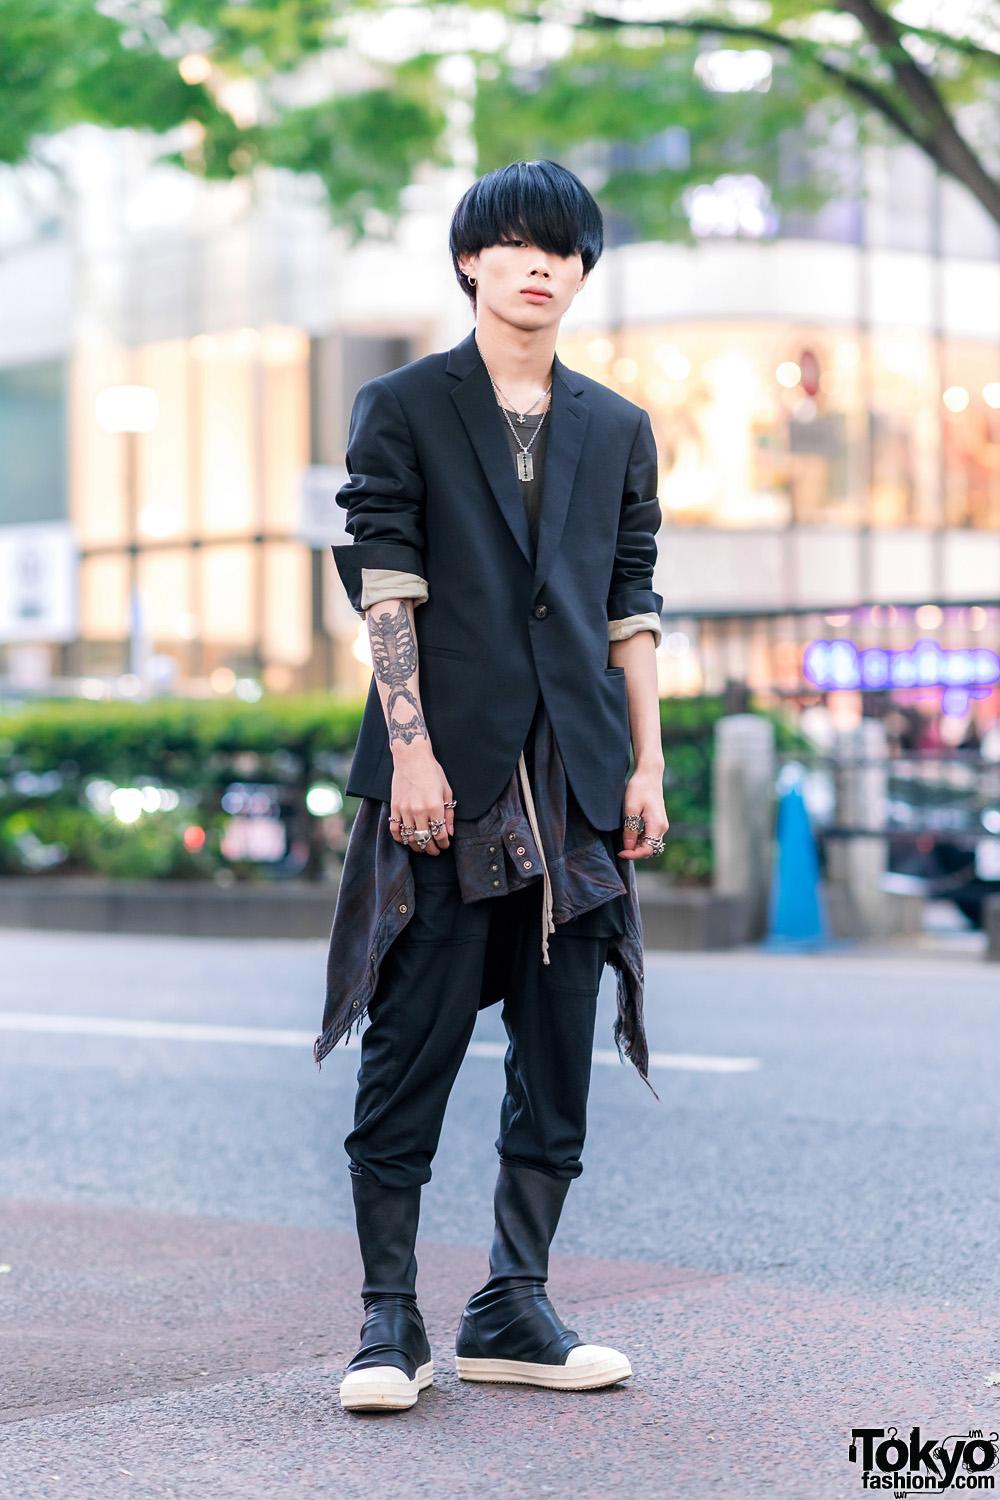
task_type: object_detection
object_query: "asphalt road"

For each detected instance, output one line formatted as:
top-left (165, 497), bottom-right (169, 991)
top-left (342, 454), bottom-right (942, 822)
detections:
top-left (2, 928), bottom-right (1000, 1499)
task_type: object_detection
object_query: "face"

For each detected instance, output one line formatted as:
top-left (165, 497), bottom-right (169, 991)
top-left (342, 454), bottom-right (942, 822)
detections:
top-left (458, 240), bottom-right (587, 330)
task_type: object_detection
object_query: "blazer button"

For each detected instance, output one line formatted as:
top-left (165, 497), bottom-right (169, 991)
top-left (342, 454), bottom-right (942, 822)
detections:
top-left (516, 846), bottom-right (525, 856)
top-left (492, 879), bottom-right (501, 888)
top-left (523, 860), bottom-right (532, 870)
top-left (488, 845), bottom-right (496, 854)
top-left (398, 904), bottom-right (407, 914)
top-left (490, 863), bottom-right (498, 873)
top-left (532, 604), bottom-right (548, 619)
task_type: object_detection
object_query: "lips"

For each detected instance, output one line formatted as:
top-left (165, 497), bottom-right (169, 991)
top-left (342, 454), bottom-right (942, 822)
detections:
top-left (521, 288), bottom-right (552, 302)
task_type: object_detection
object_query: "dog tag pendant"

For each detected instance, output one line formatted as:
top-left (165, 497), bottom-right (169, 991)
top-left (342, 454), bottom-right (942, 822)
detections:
top-left (516, 451), bottom-right (534, 482)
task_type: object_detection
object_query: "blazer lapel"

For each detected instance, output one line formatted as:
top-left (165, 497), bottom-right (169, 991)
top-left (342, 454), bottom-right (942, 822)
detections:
top-left (533, 357), bottom-right (589, 596)
top-left (447, 335), bottom-right (534, 568)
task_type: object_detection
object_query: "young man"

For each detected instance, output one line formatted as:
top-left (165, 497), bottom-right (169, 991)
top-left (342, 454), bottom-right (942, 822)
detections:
top-left (316, 159), bottom-right (668, 1413)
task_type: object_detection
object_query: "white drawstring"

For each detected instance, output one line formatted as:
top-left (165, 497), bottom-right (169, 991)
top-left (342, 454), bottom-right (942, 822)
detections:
top-left (517, 751), bottom-right (555, 965)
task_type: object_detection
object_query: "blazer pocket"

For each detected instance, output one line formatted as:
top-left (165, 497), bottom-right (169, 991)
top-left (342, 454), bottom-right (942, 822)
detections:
top-left (604, 666), bottom-right (626, 678)
top-left (420, 644), bottom-right (467, 661)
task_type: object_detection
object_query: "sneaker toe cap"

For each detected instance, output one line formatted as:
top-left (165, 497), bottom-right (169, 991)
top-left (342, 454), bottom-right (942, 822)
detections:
top-left (565, 1344), bottom-right (632, 1378)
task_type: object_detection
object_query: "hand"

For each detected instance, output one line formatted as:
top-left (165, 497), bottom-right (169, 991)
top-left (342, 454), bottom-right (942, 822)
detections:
top-left (618, 765), bottom-right (669, 861)
top-left (389, 743), bottom-right (455, 856)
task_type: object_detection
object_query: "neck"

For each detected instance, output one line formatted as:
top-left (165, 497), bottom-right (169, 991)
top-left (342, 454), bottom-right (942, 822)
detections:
top-left (473, 306), bottom-right (557, 390)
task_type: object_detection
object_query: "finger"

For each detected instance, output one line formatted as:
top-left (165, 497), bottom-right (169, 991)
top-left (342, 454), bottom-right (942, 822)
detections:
top-left (417, 807), bottom-right (441, 856)
top-left (444, 788), bottom-right (455, 839)
top-left (411, 813), bottom-right (437, 856)
top-left (390, 805), bottom-right (404, 844)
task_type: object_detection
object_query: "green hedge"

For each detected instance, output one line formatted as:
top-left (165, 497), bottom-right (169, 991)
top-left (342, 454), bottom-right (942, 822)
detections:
top-left (0, 693), bottom-right (802, 882)
top-left (0, 696), bottom-right (365, 882)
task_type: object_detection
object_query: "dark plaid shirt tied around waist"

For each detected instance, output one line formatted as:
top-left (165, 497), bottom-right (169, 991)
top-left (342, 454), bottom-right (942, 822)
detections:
top-left (315, 704), bottom-right (650, 1082)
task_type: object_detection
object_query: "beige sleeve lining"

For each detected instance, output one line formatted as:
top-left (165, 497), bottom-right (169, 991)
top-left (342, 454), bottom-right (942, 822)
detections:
top-left (608, 611), bottom-right (662, 648)
top-left (361, 568), bottom-right (429, 612)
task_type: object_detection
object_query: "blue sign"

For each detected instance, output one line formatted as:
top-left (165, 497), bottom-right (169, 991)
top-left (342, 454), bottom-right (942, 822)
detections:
top-left (803, 638), bottom-right (1000, 693)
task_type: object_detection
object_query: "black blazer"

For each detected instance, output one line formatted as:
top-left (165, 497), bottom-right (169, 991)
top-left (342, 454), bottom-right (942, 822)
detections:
top-left (333, 330), bottom-right (662, 831)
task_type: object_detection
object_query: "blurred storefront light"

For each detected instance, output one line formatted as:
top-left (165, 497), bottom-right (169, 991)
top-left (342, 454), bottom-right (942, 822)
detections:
top-left (943, 385), bottom-right (970, 412)
top-left (803, 638), bottom-right (1000, 693)
top-left (613, 357), bottom-right (638, 382)
top-left (654, 345), bottom-right (690, 381)
top-left (95, 385), bottom-right (159, 434)
top-left (776, 362), bottom-right (801, 389)
top-left (915, 604), bottom-right (943, 629)
top-left (983, 383), bottom-right (1000, 409)
top-left (353, 623), bottom-right (373, 667)
top-left (210, 667), bottom-right (236, 693)
top-left (588, 338), bottom-right (613, 365)
top-left (139, 504), bottom-right (181, 538)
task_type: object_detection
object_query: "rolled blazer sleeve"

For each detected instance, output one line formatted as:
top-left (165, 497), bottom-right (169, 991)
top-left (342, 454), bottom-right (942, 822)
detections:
top-left (606, 409), bottom-right (663, 625)
top-left (331, 377), bottom-right (427, 615)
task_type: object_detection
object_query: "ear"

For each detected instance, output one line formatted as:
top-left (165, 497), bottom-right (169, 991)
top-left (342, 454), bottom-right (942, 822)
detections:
top-left (458, 253), bottom-right (479, 279)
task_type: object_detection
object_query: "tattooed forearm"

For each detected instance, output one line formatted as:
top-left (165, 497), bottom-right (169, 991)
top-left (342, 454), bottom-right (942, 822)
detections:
top-left (387, 688), bottom-right (428, 745)
top-left (369, 603), bottom-right (418, 688)
top-left (369, 603), bottom-right (428, 747)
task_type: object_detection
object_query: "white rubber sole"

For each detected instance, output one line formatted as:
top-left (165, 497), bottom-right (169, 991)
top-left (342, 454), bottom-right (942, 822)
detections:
top-left (339, 1360), bottom-right (434, 1411)
top-left (456, 1345), bottom-right (632, 1391)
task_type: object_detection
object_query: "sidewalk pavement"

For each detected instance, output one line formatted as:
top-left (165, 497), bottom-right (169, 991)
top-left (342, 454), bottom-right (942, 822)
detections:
top-left (3, 1197), bottom-right (997, 1500)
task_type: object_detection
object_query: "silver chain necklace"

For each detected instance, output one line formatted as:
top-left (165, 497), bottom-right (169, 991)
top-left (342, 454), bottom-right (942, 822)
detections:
top-left (479, 349), bottom-right (552, 483)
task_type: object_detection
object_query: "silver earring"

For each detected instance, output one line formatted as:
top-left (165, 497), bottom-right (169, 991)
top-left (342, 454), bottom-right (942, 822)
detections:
top-left (468, 275), bottom-right (476, 286)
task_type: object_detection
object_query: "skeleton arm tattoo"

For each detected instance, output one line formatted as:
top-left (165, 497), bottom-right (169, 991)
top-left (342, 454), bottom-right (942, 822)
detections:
top-left (368, 602), bottom-right (429, 746)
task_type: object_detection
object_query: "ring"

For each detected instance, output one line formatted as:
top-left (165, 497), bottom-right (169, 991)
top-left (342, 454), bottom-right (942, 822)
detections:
top-left (400, 824), bottom-right (416, 838)
top-left (412, 830), bottom-right (431, 849)
top-left (428, 818), bottom-right (446, 836)
top-left (642, 834), bottom-right (665, 855)
top-left (623, 814), bottom-right (644, 833)
top-left (444, 799), bottom-right (457, 809)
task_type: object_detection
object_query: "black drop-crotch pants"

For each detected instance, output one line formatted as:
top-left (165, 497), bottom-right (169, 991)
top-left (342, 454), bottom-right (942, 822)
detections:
top-left (345, 843), bottom-right (616, 1191)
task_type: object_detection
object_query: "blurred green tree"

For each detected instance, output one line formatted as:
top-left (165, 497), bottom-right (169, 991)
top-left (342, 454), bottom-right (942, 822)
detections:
top-left (1, 1), bottom-right (998, 238)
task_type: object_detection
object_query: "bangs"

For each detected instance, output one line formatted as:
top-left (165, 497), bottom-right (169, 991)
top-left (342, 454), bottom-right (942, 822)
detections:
top-left (450, 160), bottom-right (604, 299)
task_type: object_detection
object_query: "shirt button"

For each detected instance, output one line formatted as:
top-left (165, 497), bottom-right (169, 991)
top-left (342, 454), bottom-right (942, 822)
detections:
top-left (398, 904), bottom-right (407, 913)
top-left (532, 604), bottom-right (548, 619)
top-left (492, 879), bottom-right (501, 888)
top-left (508, 833), bottom-right (516, 841)
top-left (516, 846), bottom-right (525, 856)
top-left (523, 860), bottom-right (532, 869)
top-left (488, 845), bottom-right (496, 854)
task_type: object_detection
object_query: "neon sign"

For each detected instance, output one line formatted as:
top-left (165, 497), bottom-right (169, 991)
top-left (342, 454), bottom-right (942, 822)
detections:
top-left (803, 638), bottom-right (1000, 693)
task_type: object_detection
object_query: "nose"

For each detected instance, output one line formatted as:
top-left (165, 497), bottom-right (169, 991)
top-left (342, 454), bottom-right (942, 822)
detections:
top-left (527, 257), bottom-right (552, 279)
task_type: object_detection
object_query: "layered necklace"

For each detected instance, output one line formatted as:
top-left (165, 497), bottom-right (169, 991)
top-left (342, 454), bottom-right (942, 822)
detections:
top-left (478, 349), bottom-right (552, 483)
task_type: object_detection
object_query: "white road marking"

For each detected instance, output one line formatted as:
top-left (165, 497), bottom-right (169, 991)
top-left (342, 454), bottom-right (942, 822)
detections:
top-left (0, 1011), bottom-right (760, 1073)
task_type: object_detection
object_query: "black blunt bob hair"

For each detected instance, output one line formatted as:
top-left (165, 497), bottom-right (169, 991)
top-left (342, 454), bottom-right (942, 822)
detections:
top-left (450, 160), bottom-right (603, 304)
